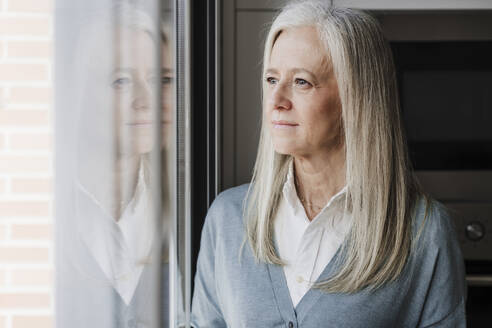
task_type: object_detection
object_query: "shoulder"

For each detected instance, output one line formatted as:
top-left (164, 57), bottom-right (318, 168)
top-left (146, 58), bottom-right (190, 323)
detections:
top-left (411, 196), bottom-right (465, 268)
top-left (203, 183), bottom-right (251, 235)
top-left (213, 183), bottom-right (251, 212)
top-left (208, 183), bottom-right (250, 219)
top-left (408, 199), bottom-right (467, 326)
top-left (412, 196), bottom-right (459, 250)
top-left (407, 197), bottom-right (467, 325)
top-left (410, 195), bottom-right (466, 292)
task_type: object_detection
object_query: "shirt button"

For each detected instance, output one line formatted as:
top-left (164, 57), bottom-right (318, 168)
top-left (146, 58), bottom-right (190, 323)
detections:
top-left (296, 276), bottom-right (303, 283)
top-left (288, 321), bottom-right (294, 328)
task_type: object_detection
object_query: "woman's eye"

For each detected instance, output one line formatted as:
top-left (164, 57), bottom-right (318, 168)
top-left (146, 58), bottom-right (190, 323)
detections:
top-left (295, 78), bottom-right (311, 87)
top-left (265, 76), bottom-right (277, 85)
top-left (112, 77), bottom-right (132, 89)
top-left (150, 76), bottom-right (174, 86)
top-left (161, 76), bottom-right (173, 85)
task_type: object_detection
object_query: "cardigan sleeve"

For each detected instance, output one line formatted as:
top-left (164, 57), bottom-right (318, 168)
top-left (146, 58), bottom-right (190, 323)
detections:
top-left (417, 202), bottom-right (467, 328)
top-left (421, 299), bottom-right (466, 328)
top-left (191, 199), bottom-right (227, 328)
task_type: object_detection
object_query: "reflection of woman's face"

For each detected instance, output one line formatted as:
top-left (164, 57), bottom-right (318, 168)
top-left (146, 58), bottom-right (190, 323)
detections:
top-left (161, 42), bottom-right (173, 149)
top-left (113, 27), bottom-right (172, 156)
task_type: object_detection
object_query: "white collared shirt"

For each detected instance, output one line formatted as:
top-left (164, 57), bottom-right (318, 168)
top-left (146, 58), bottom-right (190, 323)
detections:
top-left (274, 160), bottom-right (352, 307)
top-left (76, 157), bottom-right (154, 305)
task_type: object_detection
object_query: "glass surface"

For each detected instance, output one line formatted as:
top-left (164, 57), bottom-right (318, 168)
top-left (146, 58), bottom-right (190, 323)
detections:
top-left (403, 70), bottom-right (492, 142)
top-left (392, 41), bottom-right (492, 170)
top-left (402, 70), bottom-right (492, 169)
top-left (55, 0), bottom-right (179, 327)
top-left (400, 69), bottom-right (492, 170)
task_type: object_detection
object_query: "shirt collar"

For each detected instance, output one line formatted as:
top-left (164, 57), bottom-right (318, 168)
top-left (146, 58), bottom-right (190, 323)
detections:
top-left (74, 156), bottom-right (154, 304)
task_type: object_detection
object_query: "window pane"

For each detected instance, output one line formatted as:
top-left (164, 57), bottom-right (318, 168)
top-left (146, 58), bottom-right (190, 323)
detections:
top-left (55, 0), bottom-right (177, 327)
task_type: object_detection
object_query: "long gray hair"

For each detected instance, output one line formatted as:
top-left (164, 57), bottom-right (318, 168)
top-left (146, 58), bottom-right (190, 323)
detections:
top-left (71, 3), bottom-right (173, 263)
top-left (244, 0), bottom-right (426, 293)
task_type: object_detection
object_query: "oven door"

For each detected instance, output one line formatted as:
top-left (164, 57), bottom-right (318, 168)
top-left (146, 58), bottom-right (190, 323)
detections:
top-left (391, 41), bottom-right (492, 281)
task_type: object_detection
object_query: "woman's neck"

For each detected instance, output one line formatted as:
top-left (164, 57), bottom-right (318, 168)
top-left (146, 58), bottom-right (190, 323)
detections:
top-left (293, 144), bottom-right (346, 221)
top-left (112, 154), bottom-right (141, 220)
top-left (78, 153), bottom-right (141, 221)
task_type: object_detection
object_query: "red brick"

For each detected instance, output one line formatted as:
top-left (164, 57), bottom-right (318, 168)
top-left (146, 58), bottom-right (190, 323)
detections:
top-left (11, 224), bottom-right (52, 240)
top-left (9, 133), bottom-right (52, 150)
top-left (0, 155), bottom-right (51, 173)
top-left (8, 0), bottom-right (53, 13)
top-left (0, 293), bottom-right (51, 308)
top-left (0, 178), bottom-right (5, 193)
top-left (0, 247), bottom-right (49, 263)
top-left (11, 269), bottom-right (52, 286)
top-left (0, 63), bottom-right (48, 82)
top-left (0, 201), bottom-right (50, 217)
top-left (12, 316), bottom-right (52, 328)
top-left (0, 110), bottom-right (50, 126)
top-left (0, 270), bottom-right (5, 288)
top-left (9, 87), bottom-right (52, 104)
top-left (0, 17), bottom-right (50, 37)
top-left (11, 178), bottom-right (52, 193)
top-left (7, 41), bottom-right (52, 58)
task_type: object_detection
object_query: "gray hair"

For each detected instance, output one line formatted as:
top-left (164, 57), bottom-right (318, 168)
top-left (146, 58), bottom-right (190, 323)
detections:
top-left (244, 0), bottom-right (427, 293)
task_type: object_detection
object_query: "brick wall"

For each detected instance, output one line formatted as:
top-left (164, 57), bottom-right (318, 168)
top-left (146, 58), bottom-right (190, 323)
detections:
top-left (0, 0), bottom-right (53, 327)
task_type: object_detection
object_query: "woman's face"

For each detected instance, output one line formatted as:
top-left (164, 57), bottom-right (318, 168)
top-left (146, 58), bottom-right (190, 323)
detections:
top-left (264, 26), bottom-right (343, 158)
top-left (112, 27), bottom-right (173, 156)
top-left (161, 42), bottom-right (174, 150)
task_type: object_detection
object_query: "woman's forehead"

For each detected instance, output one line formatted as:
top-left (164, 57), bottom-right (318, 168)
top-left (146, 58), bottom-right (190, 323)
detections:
top-left (114, 28), bottom-right (156, 65)
top-left (269, 26), bottom-right (331, 75)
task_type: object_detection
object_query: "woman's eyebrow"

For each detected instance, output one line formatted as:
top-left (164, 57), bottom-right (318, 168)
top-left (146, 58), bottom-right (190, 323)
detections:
top-left (145, 68), bottom-right (174, 76)
top-left (265, 67), bottom-right (317, 78)
top-left (112, 68), bottom-right (134, 74)
top-left (291, 68), bottom-right (316, 77)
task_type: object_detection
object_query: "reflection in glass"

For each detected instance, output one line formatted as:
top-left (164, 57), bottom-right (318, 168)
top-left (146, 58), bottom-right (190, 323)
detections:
top-left (55, 1), bottom-right (175, 327)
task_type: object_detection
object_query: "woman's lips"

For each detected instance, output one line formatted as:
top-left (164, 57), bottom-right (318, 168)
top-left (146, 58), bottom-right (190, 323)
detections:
top-left (126, 121), bottom-right (171, 126)
top-left (272, 120), bottom-right (298, 129)
top-left (127, 121), bottom-right (152, 126)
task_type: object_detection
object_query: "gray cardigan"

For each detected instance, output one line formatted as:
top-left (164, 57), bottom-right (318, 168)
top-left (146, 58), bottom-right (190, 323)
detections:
top-left (191, 183), bottom-right (467, 327)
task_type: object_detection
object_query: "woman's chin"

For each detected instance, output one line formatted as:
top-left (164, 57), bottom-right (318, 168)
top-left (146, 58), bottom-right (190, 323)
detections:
top-left (273, 145), bottom-right (296, 156)
top-left (118, 143), bottom-right (154, 157)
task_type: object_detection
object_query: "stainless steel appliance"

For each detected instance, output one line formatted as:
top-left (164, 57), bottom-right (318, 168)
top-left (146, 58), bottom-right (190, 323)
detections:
top-left (391, 40), bottom-right (492, 273)
top-left (380, 11), bottom-right (492, 326)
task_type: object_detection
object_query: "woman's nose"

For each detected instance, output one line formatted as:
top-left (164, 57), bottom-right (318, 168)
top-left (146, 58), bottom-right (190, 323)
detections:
top-left (270, 84), bottom-right (292, 111)
top-left (132, 79), bottom-right (151, 111)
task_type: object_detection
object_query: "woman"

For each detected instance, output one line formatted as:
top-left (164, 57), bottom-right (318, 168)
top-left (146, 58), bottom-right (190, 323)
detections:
top-left (191, 2), bottom-right (466, 327)
top-left (56, 4), bottom-right (175, 327)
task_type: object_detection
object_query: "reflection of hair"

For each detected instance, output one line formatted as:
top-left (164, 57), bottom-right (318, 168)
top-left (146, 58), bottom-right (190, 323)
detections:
top-left (244, 1), bottom-right (426, 293)
top-left (72, 3), bottom-right (160, 170)
top-left (71, 3), bottom-right (173, 260)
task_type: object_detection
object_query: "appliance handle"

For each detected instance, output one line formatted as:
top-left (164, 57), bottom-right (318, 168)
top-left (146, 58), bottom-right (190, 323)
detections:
top-left (467, 275), bottom-right (492, 286)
